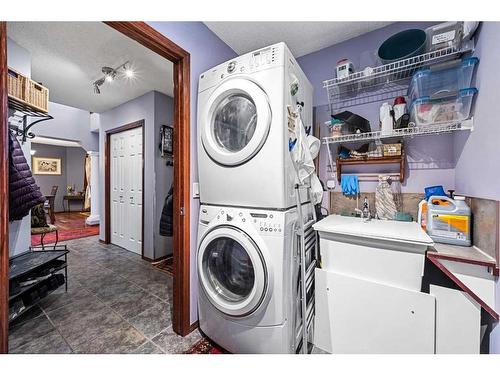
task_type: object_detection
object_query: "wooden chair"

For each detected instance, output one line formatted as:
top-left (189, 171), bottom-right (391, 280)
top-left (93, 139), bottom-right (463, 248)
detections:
top-left (31, 225), bottom-right (59, 250)
top-left (44, 185), bottom-right (58, 224)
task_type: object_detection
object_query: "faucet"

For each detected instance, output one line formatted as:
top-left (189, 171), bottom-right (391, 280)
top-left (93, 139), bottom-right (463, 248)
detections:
top-left (361, 197), bottom-right (371, 221)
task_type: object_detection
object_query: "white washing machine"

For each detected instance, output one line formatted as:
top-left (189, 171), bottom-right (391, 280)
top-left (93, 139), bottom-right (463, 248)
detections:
top-left (197, 42), bottom-right (313, 210)
top-left (197, 203), bottom-right (315, 353)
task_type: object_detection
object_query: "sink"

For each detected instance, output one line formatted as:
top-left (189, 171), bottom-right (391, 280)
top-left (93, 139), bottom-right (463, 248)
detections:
top-left (313, 214), bottom-right (434, 290)
top-left (314, 214), bottom-right (433, 250)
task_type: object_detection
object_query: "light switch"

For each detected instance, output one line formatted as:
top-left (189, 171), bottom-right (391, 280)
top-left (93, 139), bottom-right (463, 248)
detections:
top-left (193, 182), bottom-right (200, 199)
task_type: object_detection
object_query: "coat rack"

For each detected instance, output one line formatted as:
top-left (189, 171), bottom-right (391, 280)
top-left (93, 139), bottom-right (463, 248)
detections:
top-left (8, 96), bottom-right (53, 143)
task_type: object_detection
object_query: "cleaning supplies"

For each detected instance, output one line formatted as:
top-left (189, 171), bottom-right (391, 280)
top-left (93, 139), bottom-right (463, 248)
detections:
top-left (379, 102), bottom-right (393, 136)
top-left (417, 199), bottom-right (428, 230)
top-left (424, 185), bottom-right (447, 200)
top-left (426, 195), bottom-right (471, 246)
top-left (393, 96), bottom-right (407, 125)
top-left (375, 175), bottom-right (397, 220)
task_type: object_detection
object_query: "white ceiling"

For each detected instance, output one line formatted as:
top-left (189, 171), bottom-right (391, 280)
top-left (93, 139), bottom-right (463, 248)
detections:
top-left (7, 22), bottom-right (173, 113)
top-left (204, 22), bottom-right (393, 57)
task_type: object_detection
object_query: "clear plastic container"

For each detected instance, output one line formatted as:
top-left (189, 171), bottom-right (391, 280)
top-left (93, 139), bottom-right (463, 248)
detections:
top-left (410, 87), bottom-right (477, 126)
top-left (425, 21), bottom-right (463, 52)
top-left (408, 57), bottom-right (479, 102)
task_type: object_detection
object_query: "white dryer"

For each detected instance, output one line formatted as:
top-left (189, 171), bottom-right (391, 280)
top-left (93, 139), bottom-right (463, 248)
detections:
top-left (197, 203), bottom-right (315, 353)
top-left (197, 42), bottom-right (313, 210)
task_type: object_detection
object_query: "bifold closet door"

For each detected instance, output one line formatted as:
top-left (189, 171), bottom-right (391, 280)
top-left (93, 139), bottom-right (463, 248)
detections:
top-left (110, 126), bottom-right (143, 254)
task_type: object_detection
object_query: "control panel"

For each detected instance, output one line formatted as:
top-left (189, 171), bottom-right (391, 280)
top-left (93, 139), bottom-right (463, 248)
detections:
top-left (198, 43), bottom-right (284, 92)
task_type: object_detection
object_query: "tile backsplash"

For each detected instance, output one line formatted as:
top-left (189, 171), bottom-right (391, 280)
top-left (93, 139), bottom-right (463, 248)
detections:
top-left (329, 192), bottom-right (499, 263)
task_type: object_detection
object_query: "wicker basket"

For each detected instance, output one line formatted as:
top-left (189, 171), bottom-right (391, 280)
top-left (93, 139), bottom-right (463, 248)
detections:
top-left (7, 68), bottom-right (28, 101)
top-left (382, 143), bottom-right (402, 157)
top-left (27, 80), bottom-right (49, 113)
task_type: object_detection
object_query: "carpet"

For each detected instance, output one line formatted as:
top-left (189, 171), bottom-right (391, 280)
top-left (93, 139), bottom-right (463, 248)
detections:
top-left (31, 212), bottom-right (99, 246)
top-left (185, 338), bottom-right (226, 354)
top-left (152, 256), bottom-right (174, 276)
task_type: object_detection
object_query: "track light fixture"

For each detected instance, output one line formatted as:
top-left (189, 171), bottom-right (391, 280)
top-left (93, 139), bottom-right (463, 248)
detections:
top-left (92, 61), bottom-right (134, 94)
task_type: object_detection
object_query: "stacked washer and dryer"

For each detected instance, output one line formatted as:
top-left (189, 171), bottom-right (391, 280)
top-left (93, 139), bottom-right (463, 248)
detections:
top-left (196, 43), bottom-right (317, 353)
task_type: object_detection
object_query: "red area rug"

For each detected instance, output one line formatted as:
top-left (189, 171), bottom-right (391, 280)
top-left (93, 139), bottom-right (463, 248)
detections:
top-left (31, 212), bottom-right (99, 246)
top-left (185, 338), bottom-right (227, 354)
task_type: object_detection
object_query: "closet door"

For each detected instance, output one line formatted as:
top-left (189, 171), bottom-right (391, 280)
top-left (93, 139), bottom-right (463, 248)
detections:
top-left (110, 126), bottom-right (143, 254)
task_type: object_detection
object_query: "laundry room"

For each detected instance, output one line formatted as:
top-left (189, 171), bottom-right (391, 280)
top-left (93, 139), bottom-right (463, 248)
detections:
top-left (1, 3), bottom-right (500, 370)
top-left (195, 20), bottom-right (500, 355)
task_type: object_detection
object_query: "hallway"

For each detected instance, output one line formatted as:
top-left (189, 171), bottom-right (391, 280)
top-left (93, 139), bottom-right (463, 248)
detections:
top-left (31, 212), bottom-right (99, 246)
top-left (9, 236), bottom-right (201, 353)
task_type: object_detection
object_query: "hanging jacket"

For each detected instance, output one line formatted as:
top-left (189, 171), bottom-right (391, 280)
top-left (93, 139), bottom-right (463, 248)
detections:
top-left (159, 185), bottom-right (173, 237)
top-left (9, 132), bottom-right (45, 221)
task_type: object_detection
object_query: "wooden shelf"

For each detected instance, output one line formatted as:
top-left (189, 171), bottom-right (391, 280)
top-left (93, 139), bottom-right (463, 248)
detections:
top-left (336, 151), bottom-right (405, 183)
top-left (8, 94), bottom-right (48, 115)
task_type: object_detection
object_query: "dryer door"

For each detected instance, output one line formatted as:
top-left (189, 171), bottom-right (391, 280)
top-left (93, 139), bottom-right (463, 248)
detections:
top-left (198, 226), bottom-right (268, 317)
top-left (201, 78), bottom-right (271, 166)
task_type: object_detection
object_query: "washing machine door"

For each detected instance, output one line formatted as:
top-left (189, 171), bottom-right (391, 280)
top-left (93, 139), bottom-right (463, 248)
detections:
top-left (198, 226), bottom-right (268, 317)
top-left (201, 78), bottom-right (271, 166)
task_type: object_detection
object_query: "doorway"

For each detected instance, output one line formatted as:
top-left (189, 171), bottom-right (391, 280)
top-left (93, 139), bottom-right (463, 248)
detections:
top-left (106, 121), bottom-right (144, 255)
top-left (0, 21), bottom-right (193, 353)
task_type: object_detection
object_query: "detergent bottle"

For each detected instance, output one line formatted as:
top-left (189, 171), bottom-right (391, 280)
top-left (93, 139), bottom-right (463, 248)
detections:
top-left (426, 195), bottom-right (471, 246)
top-left (417, 199), bottom-right (428, 230)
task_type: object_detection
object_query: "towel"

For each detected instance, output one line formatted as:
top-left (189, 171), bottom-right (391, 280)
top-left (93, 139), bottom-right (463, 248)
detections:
top-left (341, 175), bottom-right (359, 196)
top-left (288, 106), bottom-right (323, 205)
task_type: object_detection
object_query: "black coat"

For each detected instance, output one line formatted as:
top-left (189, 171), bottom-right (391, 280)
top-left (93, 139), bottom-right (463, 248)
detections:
top-left (159, 185), bottom-right (173, 237)
top-left (9, 132), bottom-right (45, 221)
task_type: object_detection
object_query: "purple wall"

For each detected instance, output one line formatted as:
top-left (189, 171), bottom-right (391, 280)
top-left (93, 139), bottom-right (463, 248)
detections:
top-left (454, 22), bottom-right (500, 201)
top-left (147, 22), bottom-right (237, 324)
top-left (300, 22), bottom-right (500, 352)
top-left (38, 101), bottom-right (98, 152)
top-left (297, 22), bottom-right (457, 199)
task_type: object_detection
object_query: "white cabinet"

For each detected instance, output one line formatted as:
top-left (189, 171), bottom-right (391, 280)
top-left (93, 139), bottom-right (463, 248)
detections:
top-left (314, 268), bottom-right (436, 354)
top-left (430, 284), bottom-right (481, 354)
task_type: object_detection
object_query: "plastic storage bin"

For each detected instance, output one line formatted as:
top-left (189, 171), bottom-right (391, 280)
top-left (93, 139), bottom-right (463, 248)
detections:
top-left (410, 87), bottom-right (477, 126)
top-left (408, 57), bottom-right (479, 102)
top-left (425, 21), bottom-right (463, 52)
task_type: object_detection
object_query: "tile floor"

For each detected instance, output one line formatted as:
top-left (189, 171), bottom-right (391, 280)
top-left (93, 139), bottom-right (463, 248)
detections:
top-left (9, 236), bottom-right (202, 354)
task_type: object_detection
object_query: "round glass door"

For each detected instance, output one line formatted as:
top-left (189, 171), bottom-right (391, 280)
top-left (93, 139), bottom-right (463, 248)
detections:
top-left (202, 78), bottom-right (271, 166)
top-left (198, 226), bottom-right (268, 317)
top-left (213, 94), bottom-right (257, 153)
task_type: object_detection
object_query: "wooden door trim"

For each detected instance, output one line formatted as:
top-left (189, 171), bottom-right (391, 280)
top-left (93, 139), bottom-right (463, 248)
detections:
top-left (0, 22), bottom-right (9, 354)
top-left (104, 120), bottom-right (145, 259)
top-left (104, 22), bottom-right (192, 336)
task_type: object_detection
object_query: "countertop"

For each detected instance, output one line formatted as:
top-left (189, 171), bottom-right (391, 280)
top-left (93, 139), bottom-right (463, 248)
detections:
top-left (427, 243), bottom-right (498, 273)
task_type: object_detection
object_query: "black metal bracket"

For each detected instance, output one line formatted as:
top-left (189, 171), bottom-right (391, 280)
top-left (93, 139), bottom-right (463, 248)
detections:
top-left (8, 96), bottom-right (53, 143)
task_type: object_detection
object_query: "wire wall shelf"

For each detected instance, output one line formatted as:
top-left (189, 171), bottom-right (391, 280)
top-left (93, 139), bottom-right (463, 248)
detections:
top-left (322, 119), bottom-right (474, 145)
top-left (323, 40), bottom-right (474, 111)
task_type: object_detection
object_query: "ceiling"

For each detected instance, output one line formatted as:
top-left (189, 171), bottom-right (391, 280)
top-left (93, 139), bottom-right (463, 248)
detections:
top-left (204, 22), bottom-right (393, 57)
top-left (7, 22), bottom-right (173, 113)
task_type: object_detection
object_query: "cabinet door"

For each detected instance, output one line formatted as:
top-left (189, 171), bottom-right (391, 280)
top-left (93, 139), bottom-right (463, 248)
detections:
top-left (430, 284), bottom-right (481, 354)
top-left (314, 269), bottom-right (435, 353)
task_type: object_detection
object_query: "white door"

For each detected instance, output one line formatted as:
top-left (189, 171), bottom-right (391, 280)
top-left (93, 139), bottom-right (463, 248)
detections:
top-left (110, 126), bottom-right (143, 254)
top-left (201, 78), bottom-right (271, 166)
top-left (197, 226), bottom-right (268, 317)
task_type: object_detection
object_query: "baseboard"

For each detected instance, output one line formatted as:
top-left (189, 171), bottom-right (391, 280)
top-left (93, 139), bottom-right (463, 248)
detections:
top-left (142, 254), bottom-right (169, 263)
top-left (189, 321), bottom-right (199, 333)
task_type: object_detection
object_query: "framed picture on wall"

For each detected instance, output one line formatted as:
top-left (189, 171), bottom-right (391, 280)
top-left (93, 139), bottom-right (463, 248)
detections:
top-left (160, 125), bottom-right (174, 157)
top-left (32, 156), bottom-right (62, 175)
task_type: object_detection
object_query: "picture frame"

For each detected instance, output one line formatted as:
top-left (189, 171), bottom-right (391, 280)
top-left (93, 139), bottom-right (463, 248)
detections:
top-left (32, 156), bottom-right (62, 175)
top-left (160, 125), bottom-right (174, 156)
